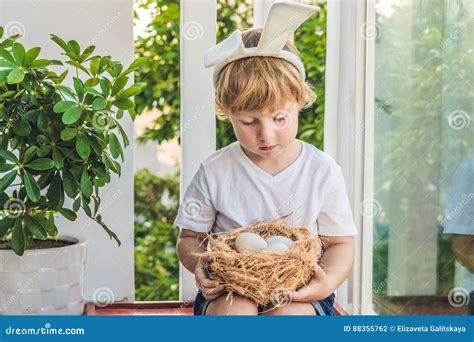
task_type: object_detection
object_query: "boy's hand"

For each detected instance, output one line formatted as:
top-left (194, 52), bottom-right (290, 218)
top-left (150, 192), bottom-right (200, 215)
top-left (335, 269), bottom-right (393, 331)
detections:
top-left (195, 256), bottom-right (225, 300)
top-left (289, 264), bottom-right (332, 302)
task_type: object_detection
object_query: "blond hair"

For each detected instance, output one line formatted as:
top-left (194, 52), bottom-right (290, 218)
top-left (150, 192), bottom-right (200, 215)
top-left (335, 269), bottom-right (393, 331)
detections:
top-left (215, 27), bottom-right (316, 118)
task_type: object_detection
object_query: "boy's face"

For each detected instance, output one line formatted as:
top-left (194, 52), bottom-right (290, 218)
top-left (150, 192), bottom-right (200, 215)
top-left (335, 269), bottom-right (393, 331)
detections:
top-left (228, 98), bottom-right (300, 160)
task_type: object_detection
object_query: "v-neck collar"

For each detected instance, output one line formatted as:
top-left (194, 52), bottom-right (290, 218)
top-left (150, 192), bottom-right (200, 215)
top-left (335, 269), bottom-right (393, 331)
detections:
top-left (234, 140), bottom-right (306, 182)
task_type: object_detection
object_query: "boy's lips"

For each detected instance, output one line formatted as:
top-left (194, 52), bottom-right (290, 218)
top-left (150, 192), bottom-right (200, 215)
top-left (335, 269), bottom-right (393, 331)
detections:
top-left (258, 144), bottom-right (278, 152)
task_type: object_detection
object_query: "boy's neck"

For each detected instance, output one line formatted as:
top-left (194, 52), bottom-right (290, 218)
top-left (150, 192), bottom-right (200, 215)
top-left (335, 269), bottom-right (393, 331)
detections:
top-left (241, 140), bottom-right (302, 177)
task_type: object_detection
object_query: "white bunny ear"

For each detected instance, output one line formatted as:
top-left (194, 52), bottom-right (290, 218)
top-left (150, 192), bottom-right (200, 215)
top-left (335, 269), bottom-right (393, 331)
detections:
top-left (204, 30), bottom-right (247, 67)
top-left (256, 2), bottom-right (319, 54)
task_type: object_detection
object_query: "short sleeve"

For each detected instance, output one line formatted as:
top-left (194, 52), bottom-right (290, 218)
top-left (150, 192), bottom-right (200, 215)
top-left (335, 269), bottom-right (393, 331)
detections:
top-left (317, 166), bottom-right (358, 236)
top-left (173, 164), bottom-right (216, 233)
top-left (443, 157), bottom-right (474, 235)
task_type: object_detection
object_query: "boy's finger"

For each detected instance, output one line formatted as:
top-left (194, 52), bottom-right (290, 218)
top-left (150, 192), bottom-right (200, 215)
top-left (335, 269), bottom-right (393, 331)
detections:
top-left (203, 286), bottom-right (225, 300)
top-left (201, 279), bottom-right (221, 288)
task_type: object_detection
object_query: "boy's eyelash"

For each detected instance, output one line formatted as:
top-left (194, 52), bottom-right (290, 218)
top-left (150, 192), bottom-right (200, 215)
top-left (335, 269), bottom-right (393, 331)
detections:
top-left (241, 120), bottom-right (255, 125)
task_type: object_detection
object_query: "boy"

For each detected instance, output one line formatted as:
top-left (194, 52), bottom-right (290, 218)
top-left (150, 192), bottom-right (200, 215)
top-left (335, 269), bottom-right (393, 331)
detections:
top-left (174, 2), bottom-right (357, 315)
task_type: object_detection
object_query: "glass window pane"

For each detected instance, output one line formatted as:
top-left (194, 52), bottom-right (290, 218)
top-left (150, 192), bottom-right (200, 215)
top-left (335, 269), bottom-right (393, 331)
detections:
top-left (373, 0), bottom-right (474, 315)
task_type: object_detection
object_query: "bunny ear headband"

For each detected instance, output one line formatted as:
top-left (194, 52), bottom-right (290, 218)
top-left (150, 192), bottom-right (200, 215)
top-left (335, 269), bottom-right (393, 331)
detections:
top-left (204, 1), bottom-right (319, 87)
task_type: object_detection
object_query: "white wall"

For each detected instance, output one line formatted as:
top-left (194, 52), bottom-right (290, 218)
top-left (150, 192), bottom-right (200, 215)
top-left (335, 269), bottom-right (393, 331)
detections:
top-left (0, 0), bottom-right (135, 302)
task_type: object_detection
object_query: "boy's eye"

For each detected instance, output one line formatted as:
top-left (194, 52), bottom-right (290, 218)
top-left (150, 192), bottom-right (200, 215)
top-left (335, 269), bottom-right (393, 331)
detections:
top-left (273, 116), bottom-right (287, 127)
top-left (241, 120), bottom-right (256, 126)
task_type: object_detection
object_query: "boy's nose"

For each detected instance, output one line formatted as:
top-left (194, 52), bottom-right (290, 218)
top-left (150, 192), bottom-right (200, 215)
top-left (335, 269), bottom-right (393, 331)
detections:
top-left (257, 121), bottom-right (275, 142)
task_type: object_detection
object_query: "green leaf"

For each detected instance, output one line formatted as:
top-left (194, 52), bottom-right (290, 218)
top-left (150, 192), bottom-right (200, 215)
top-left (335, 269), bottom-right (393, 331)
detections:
top-left (59, 208), bottom-right (77, 221)
top-left (0, 163), bottom-right (16, 173)
top-left (47, 172), bottom-right (64, 209)
top-left (0, 149), bottom-right (19, 163)
top-left (23, 170), bottom-right (40, 202)
top-left (118, 86), bottom-right (141, 99)
top-left (0, 170), bottom-right (18, 192)
top-left (62, 106), bottom-right (82, 124)
top-left (62, 169), bottom-right (78, 198)
top-left (24, 215), bottom-right (47, 240)
top-left (109, 133), bottom-right (121, 159)
top-left (122, 57), bottom-right (146, 75)
top-left (113, 98), bottom-right (134, 110)
top-left (76, 133), bottom-right (91, 160)
top-left (73, 77), bottom-right (84, 97)
top-left (29, 59), bottom-right (51, 69)
top-left (53, 100), bottom-right (76, 113)
top-left (99, 78), bottom-right (111, 97)
top-left (90, 57), bottom-right (100, 75)
top-left (12, 120), bottom-right (30, 136)
top-left (67, 40), bottom-right (81, 56)
top-left (0, 58), bottom-right (17, 68)
top-left (22, 146), bottom-right (38, 164)
top-left (11, 42), bottom-right (25, 65)
top-left (25, 158), bottom-right (54, 171)
top-left (24, 47), bottom-right (41, 66)
top-left (60, 127), bottom-right (77, 141)
top-left (111, 76), bottom-right (128, 97)
top-left (11, 218), bottom-right (25, 256)
top-left (0, 216), bottom-right (13, 238)
top-left (92, 97), bottom-right (107, 110)
top-left (84, 87), bottom-right (102, 97)
top-left (73, 197), bottom-right (81, 212)
top-left (37, 145), bottom-right (51, 157)
top-left (80, 168), bottom-right (93, 198)
top-left (45, 214), bottom-right (58, 236)
top-left (7, 68), bottom-right (25, 84)
top-left (0, 48), bottom-right (15, 63)
top-left (50, 34), bottom-right (69, 52)
top-left (52, 149), bottom-right (63, 169)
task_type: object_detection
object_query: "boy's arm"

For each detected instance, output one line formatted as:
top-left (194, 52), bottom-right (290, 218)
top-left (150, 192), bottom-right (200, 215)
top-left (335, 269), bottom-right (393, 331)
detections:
top-left (319, 235), bottom-right (355, 291)
top-left (290, 235), bottom-right (355, 302)
top-left (176, 228), bottom-right (208, 273)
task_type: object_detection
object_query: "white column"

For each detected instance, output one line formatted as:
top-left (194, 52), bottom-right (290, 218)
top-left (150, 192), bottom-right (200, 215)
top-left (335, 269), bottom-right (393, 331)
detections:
top-left (324, 0), bottom-right (371, 314)
top-left (179, 0), bottom-right (217, 301)
top-left (0, 0), bottom-right (135, 302)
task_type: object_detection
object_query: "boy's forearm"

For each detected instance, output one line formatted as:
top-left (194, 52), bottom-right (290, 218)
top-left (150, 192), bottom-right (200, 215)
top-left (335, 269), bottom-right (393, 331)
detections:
top-left (319, 239), bottom-right (355, 292)
top-left (176, 236), bottom-right (207, 274)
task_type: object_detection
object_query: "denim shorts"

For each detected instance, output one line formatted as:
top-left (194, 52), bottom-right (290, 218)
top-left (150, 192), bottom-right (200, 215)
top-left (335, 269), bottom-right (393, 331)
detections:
top-left (194, 290), bottom-right (336, 316)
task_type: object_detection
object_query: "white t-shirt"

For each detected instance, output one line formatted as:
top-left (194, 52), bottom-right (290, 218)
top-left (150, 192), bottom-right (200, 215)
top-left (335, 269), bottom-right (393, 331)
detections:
top-left (174, 140), bottom-right (358, 236)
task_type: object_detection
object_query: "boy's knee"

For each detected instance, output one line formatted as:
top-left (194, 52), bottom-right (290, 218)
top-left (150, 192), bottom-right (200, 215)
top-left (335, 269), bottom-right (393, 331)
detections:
top-left (205, 294), bottom-right (258, 315)
top-left (262, 302), bottom-right (316, 316)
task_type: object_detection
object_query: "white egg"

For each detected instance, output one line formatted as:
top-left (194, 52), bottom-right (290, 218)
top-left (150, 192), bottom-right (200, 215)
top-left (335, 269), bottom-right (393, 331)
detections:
top-left (266, 242), bottom-right (290, 252)
top-left (265, 235), bottom-right (294, 249)
top-left (235, 232), bottom-right (268, 252)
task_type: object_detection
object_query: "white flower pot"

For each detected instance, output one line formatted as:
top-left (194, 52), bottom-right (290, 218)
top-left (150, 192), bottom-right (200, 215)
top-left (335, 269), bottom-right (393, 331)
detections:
top-left (0, 236), bottom-right (87, 315)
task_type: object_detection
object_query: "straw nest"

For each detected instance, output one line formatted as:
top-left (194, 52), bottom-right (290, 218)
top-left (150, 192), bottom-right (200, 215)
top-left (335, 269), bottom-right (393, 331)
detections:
top-left (201, 218), bottom-right (322, 306)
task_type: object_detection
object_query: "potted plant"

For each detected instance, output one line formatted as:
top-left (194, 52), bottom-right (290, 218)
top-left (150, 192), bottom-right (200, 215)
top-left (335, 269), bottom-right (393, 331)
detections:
top-left (0, 26), bottom-right (145, 315)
